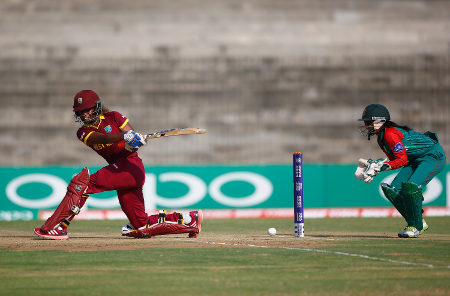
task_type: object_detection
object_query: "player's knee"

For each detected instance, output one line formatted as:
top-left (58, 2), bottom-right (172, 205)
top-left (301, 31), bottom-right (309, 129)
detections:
top-left (400, 181), bottom-right (422, 199)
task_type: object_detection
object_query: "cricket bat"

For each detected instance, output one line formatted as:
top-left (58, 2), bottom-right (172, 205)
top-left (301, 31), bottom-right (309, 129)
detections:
top-left (146, 127), bottom-right (207, 140)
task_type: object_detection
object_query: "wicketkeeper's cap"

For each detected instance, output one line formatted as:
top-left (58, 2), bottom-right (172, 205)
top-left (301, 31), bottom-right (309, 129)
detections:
top-left (358, 104), bottom-right (390, 122)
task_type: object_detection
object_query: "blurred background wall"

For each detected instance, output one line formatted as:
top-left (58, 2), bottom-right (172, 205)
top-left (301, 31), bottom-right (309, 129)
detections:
top-left (0, 0), bottom-right (449, 166)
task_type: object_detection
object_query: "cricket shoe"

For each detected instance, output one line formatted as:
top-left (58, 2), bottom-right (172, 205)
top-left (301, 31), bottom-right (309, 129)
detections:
top-left (34, 225), bottom-right (68, 240)
top-left (121, 223), bottom-right (152, 238)
top-left (185, 210), bottom-right (203, 238)
top-left (121, 210), bottom-right (168, 237)
top-left (121, 223), bottom-right (136, 236)
top-left (420, 219), bottom-right (429, 235)
top-left (398, 226), bottom-right (420, 238)
top-left (121, 222), bottom-right (152, 238)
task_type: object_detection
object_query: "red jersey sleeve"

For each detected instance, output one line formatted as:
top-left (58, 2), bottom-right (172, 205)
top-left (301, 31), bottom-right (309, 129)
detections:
top-left (107, 111), bottom-right (129, 130)
top-left (383, 127), bottom-right (408, 169)
top-left (76, 126), bottom-right (95, 145)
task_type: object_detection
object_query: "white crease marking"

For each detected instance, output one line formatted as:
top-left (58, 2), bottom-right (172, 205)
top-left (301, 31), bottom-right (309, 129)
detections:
top-left (192, 240), bottom-right (438, 269)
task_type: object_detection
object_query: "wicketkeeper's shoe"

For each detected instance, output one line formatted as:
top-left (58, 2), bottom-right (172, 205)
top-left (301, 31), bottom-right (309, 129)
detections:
top-left (34, 225), bottom-right (68, 240)
top-left (420, 219), bottom-right (429, 235)
top-left (398, 226), bottom-right (420, 238)
top-left (186, 210), bottom-right (203, 238)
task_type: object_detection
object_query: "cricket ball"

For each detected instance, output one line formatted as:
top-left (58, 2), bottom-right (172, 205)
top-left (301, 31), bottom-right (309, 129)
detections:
top-left (267, 227), bottom-right (277, 236)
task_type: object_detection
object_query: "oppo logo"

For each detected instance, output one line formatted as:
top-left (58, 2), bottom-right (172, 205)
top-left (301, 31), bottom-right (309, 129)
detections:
top-left (6, 174), bottom-right (67, 208)
top-left (5, 172), bottom-right (273, 209)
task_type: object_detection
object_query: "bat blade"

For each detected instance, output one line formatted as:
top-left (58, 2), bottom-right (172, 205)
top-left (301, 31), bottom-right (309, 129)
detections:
top-left (146, 127), bottom-right (207, 140)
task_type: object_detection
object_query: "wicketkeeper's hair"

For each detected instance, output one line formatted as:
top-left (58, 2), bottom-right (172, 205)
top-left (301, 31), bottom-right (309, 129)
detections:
top-left (383, 121), bottom-right (411, 131)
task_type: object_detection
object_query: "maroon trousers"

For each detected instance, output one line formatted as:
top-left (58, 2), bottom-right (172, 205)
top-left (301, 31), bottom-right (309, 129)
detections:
top-left (85, 154), bottom-right (178, 228)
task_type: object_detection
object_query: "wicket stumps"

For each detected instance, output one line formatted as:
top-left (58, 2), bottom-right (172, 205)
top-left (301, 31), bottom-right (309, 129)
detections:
top-left (293, 152), bottom-right (304, 237)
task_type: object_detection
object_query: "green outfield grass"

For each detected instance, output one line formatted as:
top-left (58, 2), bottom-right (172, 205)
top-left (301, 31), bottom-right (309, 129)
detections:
top-left (1, 217), bottom-right (449, 296)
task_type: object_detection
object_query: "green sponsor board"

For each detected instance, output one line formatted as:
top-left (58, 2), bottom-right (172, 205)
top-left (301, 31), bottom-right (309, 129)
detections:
top-left (0, 164), bottom-right (448, 220)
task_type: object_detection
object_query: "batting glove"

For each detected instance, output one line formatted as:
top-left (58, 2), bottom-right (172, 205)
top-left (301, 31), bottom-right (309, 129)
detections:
top-left (123, 130), bottom-right (147, 149)
top-left (125, 143), bottom-right (139, 152)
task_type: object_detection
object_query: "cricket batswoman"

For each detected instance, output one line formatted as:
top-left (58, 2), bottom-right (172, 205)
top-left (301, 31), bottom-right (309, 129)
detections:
top-left (34, 90), bottom-right (202, 240)
top-left (356, 104), bottom-right (446, 238)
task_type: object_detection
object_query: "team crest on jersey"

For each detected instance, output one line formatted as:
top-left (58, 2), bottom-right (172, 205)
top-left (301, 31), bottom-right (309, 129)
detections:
top-left (104, 125), bottom-right (112, 133)
top-left (393, 142), bottom-right (404, 153)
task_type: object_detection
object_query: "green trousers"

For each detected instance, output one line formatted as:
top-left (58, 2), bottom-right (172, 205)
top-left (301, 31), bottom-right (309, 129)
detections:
top-left (386, 144), bottom-right (446, 230)
top-left (390, 144), bottom-right (446, 190)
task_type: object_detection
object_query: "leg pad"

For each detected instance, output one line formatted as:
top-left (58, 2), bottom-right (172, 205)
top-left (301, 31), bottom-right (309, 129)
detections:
top-left (123, 222), bottom-right (198, 239)
top-left (381, 183), bottom-right (407, 218)
top-left (40, 168), bottom-right (90, 231)
top-left (401, 181), bottom-right (424, 231)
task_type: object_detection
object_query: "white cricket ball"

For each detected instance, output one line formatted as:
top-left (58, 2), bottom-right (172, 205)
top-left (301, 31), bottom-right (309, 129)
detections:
top-left (268, 227), bottom-right (277, 236)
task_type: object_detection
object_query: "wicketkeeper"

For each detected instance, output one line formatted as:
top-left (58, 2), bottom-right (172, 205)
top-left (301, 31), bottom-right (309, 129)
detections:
top-left (34, 90), bottom-right (203, 240)
top-left (355, 104), bottom-right (446, 238)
